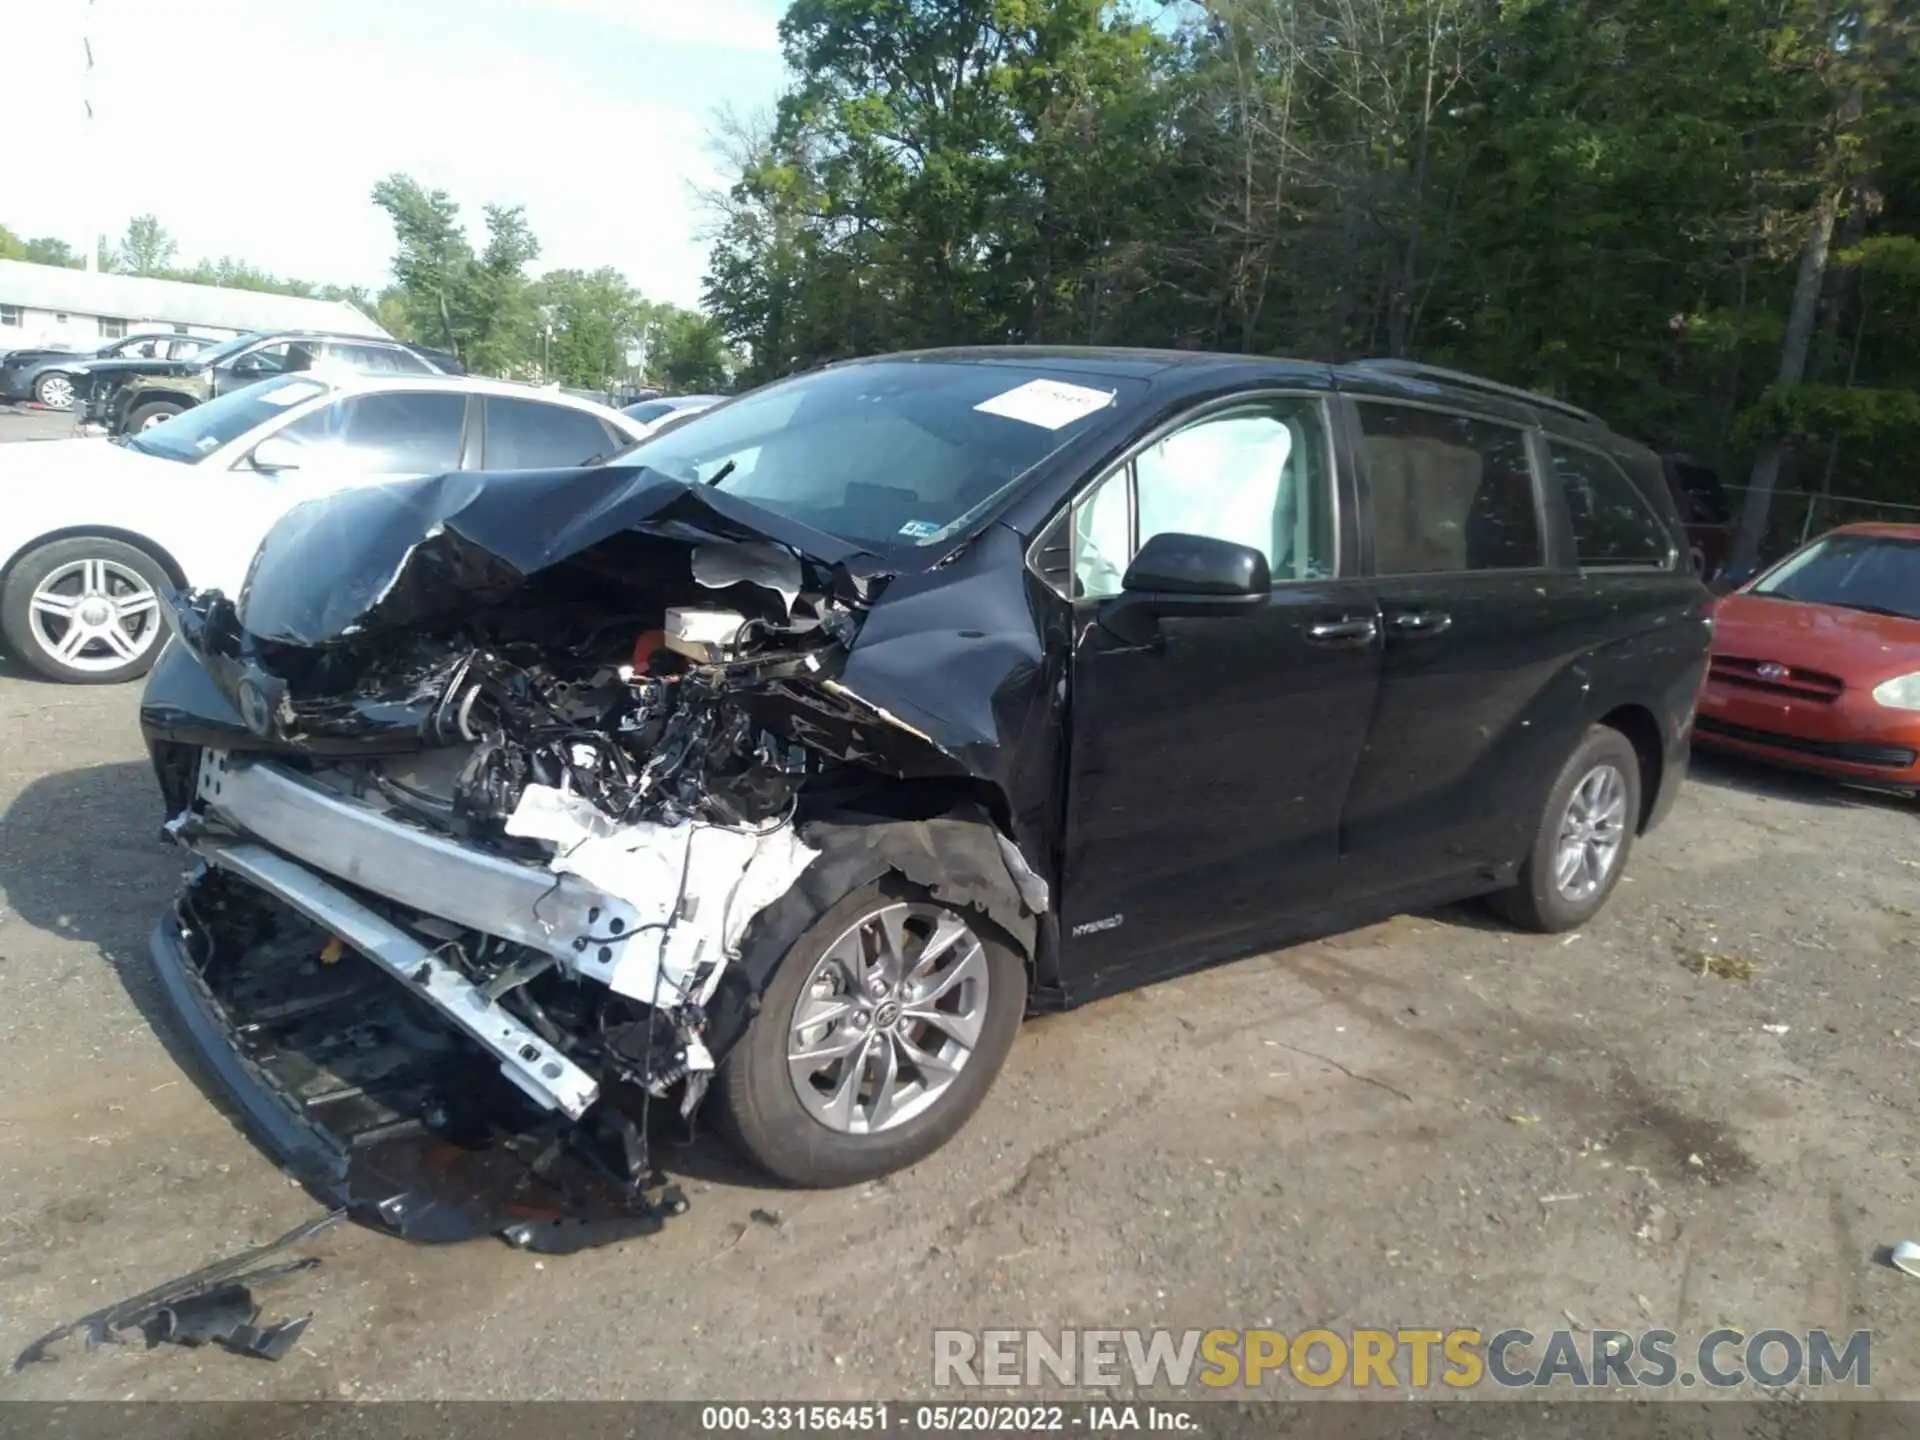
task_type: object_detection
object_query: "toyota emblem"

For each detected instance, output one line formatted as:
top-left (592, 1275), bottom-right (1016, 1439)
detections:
top-left (1756, 662), bottom-right (1789, 680)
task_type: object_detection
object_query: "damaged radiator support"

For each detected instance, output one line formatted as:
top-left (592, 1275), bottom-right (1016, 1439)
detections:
top-left (177, 748), bottom-right (819, 1114)
top-left (194, 842), bottom-right (600, 1119)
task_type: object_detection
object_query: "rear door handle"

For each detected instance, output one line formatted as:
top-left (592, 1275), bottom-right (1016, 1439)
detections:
top-left (1388, 610), bottom-right (1452, 638)
top-left (1305, 616), bottom-right (1379, 648)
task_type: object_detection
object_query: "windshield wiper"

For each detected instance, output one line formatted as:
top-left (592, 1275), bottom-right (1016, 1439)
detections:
top-left (703, 459), bottom-right (737, 487)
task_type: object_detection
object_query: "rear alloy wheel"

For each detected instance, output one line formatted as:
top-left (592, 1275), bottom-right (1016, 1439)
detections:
top-left (0, 537), bottom-right (171, 684)
top-left (1488, 725), bottom-right (1642, 933)
top-left (716, 877), bottom-right (1025, 1187)
top-left (127, 400), bottom-right (186, 432)
top-left (33, 372), bottom-right (76, 410)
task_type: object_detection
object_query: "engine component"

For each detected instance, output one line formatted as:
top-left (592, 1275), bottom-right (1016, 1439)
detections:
top-left (663, 607), bottom-right (746, 664)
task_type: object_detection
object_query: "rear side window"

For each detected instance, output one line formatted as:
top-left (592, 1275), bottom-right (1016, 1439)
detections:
top-left (484, 397), bottom-right (617, 468)
top-left (1358, 403), bottom-right (1542, 573)
top-left (1550, 444), bottom-right (1674, 568)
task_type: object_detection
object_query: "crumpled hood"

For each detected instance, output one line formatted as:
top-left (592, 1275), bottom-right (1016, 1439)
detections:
top-left (233, 463), bottom-right (892, 647)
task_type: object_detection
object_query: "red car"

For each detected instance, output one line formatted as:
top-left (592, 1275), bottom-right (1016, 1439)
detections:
top-left (1694, 523), bottom-right (1920, 787)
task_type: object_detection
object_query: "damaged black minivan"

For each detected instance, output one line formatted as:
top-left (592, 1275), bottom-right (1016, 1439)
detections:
top-left (140, 348), bottom-right (1711, 1249)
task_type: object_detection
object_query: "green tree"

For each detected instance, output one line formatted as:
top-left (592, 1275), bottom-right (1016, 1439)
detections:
top-left (645, 306), bottom-right (735, 390)
top-left (118, 214), bottom-right (178, 276)
top-left (537, 267), bottom-right (646, 386)
top-left (702, 0), bottom-right (1920, 543)
top-left (370, 175), bottom-right (543, 374)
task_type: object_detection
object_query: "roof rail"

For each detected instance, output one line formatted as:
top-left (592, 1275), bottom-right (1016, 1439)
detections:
top-left (1346, 357), bottom-right (1601, 426)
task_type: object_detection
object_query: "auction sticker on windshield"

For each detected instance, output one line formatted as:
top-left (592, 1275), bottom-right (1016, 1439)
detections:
top-left (975, 378), bottom-right (1116, 430)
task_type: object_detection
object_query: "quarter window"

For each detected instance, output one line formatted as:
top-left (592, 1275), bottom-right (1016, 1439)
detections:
top-left (1549, 444), bottom-right (1674, 567)
top-left (484, 397), bottom-right (618, 469)
top-left (1071, 397), bottom-right (1336, 600)
top-left (1358, 403), bottom-right (1542, 573)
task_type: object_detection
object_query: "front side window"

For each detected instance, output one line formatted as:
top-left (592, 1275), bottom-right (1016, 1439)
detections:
top-left (276, 390), bottom-right (467, 473)
top-left (484, 397), bottom-right (618, 468)
top-left (1750, 532), bottom-right (1920, 621)
top-left (1549, 443), bottom-right (1673, 567)
top-left (233, 340), bottom-right (319, 377)
top-left (1071, 397), bottom-right (1336, 600)
top-left (1359, 403), bottom-right (1542, 574)
top-left (125, 375), bottom-right (333, 464)
top-left (167, 336), bottom-right (209, 359)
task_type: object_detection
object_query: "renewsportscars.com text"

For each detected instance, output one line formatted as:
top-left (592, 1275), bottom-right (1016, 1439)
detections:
top-left (933, 1327), bottom-right (1871, 1390)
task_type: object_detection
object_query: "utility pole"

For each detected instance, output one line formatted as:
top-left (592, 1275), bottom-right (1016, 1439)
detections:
top-left (82, 0), bottom-right (98, 272)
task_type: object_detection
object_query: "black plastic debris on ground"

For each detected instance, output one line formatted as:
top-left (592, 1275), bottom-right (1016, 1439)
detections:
top-left (11, 1209), bottom-right (342, 1372)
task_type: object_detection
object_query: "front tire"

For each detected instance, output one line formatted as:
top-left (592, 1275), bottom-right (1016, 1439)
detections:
top-left (715, 876), bottom-right (1026, 1187)
top-left (0, 536), bottom-right (171, 684)
top-left (126, 400), bottom-right (186, 432)
top-left (33, 372), bottom-right (76, 410)
top-left (1488, 725), bottom-right (1642, 933)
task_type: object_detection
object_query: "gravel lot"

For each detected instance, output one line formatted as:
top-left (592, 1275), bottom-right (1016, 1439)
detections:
top-left (1, 408), bottom-right (1917, 1401)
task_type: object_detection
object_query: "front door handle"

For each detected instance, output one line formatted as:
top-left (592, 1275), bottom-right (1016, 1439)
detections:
top-left (1388, 610), bottom-right (1452, 638)
top-left (1305, 616), bottom-right (1379, 648)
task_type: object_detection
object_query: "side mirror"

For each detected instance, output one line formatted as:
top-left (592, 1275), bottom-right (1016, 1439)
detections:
top-left (249, 436), bottom-right (303, 472)
top-left (1099, 532), bottom-right (1269, 644)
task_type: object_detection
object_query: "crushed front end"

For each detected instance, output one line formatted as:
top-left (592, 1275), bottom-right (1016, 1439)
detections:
top-left (139, 468), bottom-right (998, 1250)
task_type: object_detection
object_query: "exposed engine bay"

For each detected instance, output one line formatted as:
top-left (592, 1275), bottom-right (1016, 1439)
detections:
top-left (144, 471), bottom-right (1052, 1250)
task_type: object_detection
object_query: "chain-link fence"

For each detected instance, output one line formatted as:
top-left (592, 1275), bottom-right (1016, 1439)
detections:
top-left (1720, 485), bottom-right (1920, 564)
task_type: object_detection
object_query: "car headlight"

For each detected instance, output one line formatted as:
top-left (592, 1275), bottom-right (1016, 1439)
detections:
top-left (1872, 673), bottom-right (1920, 711)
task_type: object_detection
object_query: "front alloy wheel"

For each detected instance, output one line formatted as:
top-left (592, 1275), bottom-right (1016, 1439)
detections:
top-left (787, 902), bottom-right (991, 1136)
top-left (716, 875), bottom-right (1026, 1187)
top-left (34, 372), bottom-right (76, 410)
top-left (0, 537), bottom-right (171, 684)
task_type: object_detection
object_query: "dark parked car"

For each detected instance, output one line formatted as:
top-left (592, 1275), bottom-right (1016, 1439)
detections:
top-left (0, 332), bottom-right (215, 410)
top-left (1660, 452), bottom-right (1736, 581)
top-left (72, 330), bottom-right (463, 434)
top-left (138, 347), bottom-right (1711, 1248)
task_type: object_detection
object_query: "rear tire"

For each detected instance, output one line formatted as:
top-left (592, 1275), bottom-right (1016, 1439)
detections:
top-left (0, 535), bottom-right (172, 684)
top-left (715, 875), bottom-right (1025, 1187)
top-left (126, 400), bottom-right (186, 432)
top-left (1488, 725), bottom-right (1643, 933)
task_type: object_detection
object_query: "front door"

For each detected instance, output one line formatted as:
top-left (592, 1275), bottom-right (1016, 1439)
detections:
top-left (1059, 393), bottom-right (1383, 994)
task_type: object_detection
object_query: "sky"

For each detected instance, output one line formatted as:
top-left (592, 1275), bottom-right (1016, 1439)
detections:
top-left (8, 0), bottom-right (791, 309)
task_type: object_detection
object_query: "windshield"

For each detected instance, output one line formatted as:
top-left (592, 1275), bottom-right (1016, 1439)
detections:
top-left (1750, 532), bottom-right (1920, 621)
top-left (611, 360), bottom-right (1140, 549)
top-left (624, 399), bottom-right (678, 424)
top-left (126, 374), bottom-right (333, 464)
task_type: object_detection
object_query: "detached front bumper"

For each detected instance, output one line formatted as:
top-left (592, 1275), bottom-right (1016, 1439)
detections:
top-left (148, 746), bottom-right (696, 1250)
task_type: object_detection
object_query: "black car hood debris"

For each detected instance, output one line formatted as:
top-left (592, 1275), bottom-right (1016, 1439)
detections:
top-left (231, 464), bottom-right (891, 648)
top-left (12, 1209), bottom-right (341, 1371)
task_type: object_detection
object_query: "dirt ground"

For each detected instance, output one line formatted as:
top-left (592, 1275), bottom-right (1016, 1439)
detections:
top-left (1, 450), bottom-right (1917, 1400)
